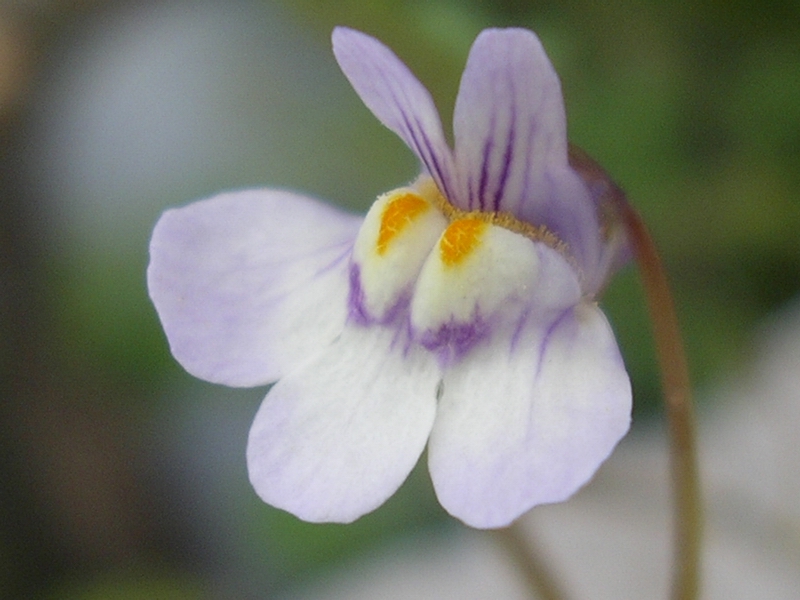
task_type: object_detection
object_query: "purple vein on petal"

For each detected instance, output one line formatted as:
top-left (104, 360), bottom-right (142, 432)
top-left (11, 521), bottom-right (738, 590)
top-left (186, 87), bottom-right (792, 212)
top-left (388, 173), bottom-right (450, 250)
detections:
top-left (465, 170), bottom-right (478, 212)
top-left (257, 241), bottom-right (354, 309)
top-left (315, 240), bottom-right (355, 276)
top-left (333, 28), bottom-right (453, 202)
top-left (358, 36), bottom-right (453, 203)
top-left (347, 262), bottom-right (413, 327)
top-left (476, 110), bottom-right (496, 212)
top-left (416, 127), bottom-right (452, 202)
top-left (400, 107), bottom-right (453, 202)
top-left (509, 306), bottom-right (532, 353)
top-left (347, 264), bottom-right (369, 325)
top-left (492, 96), bottom-right (516, 213)
top-left (519, 117), bottom-right (538, 217)
top-left (533, 307), bottom-right (572, 381)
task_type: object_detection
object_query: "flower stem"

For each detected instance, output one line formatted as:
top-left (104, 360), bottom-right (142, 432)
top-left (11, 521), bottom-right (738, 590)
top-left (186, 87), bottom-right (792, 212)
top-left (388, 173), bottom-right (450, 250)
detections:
top-left (494, 523), bottom-right (569, 600)
top-left (569, 144), bottom-right (702, 600)
top-left (618, 200), bottom-right (702, 600)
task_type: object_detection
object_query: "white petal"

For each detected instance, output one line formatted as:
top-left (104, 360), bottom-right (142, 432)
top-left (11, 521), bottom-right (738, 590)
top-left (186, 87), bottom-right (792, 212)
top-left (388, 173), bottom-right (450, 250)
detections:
top-left (351, 187), bottom-right (447, 322)
top-left (428, 302), bottom-right (631, 528)
top-left (410, 220), bottom-right (581, 363)
top-left (526, 242), bottom-right (583, 313)
top-left (147, 189), bottom-right (361, 387)
top-left (412, 222), bottom-right (539, 332)
top-left (247, 324), bottom-right (440, 523)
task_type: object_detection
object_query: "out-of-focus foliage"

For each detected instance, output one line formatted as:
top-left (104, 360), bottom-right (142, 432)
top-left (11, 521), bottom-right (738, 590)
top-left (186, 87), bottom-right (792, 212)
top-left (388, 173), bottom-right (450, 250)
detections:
top-left (1, 0), bottom-right (798, 598)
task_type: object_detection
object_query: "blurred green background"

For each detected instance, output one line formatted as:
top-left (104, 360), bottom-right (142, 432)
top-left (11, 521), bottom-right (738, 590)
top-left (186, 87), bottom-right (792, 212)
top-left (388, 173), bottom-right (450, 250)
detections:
top-left (1, 0), bottom-right (798, 598)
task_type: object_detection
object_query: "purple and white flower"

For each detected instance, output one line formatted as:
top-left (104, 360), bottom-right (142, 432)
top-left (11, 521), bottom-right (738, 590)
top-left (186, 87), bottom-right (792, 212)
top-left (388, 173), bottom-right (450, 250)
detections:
top-left (148, 27), bottom-right (632, 529)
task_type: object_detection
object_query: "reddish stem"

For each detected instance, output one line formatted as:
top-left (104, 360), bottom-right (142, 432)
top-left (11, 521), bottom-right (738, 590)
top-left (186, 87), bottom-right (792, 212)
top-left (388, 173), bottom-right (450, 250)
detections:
top-left (570, 145), bottom-right (702, 600)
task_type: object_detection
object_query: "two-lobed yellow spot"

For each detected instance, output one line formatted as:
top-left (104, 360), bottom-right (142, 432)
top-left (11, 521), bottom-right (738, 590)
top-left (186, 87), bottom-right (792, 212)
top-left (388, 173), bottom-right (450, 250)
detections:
top-left (376, 191), bottom-right (486, 266)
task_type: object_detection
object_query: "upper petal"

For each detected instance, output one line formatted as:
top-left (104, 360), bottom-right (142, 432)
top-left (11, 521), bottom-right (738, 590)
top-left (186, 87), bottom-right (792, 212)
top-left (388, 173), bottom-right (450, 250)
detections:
top-left (332, 27), bottom-right (457, 202)
top-left (247, 323), bottom-right (440, 523)
top-left (453, 28), bottom-right (565, 214)
top-left (428, 302), bottom-right (631, 528)
top-left (452, 29), bottom-right (602, 279)
top-left (147, 189), bottom-right (361, 387)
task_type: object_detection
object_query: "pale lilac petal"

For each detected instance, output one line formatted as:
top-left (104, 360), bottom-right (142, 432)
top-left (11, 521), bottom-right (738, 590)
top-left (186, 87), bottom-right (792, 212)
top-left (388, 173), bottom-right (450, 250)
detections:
top-left (567, 143), bottom-right (634, 287)
top-left (148, 189), bottom-right (361, 387)
top-left (428, 302), bottom-right (631, 528)
top-left (452, 29), bottom-right (601, 278)
top-left (542, 167), bottom-right (604, 290)
top-left (453, 28), bottom-right (564, 213)
top-left (247, 324), bottom-right (440, 523)
top-left (332, 27), bottom-right (457, 202)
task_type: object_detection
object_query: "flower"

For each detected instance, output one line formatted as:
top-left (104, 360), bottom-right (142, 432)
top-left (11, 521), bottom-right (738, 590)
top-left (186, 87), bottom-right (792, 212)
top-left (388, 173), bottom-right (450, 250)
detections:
top-left (147, 26), bottom-right (632, 529)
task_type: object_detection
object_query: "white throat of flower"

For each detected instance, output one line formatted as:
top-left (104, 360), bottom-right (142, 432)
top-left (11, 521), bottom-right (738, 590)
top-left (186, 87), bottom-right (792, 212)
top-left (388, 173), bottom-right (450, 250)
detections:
top-left (350, 176), bottom-right (582, 364)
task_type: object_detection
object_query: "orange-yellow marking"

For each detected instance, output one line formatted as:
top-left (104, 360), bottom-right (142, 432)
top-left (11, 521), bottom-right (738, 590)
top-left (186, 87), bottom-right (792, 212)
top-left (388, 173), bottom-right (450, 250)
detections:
top-left (439, 218), bottom-right (487, 266)
top-left (376, 192), bottom-right (430, 255)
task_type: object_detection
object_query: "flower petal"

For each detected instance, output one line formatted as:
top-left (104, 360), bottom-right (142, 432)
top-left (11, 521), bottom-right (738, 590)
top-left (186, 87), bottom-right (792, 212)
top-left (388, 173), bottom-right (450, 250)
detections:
top-left (567, 143), bottom-right (634, 292)
top-left (542, 167), bottom-right (605, 292)
top-left (428, 302), bottom-right (631, 528)
top-left (453, 28), bottom-right (564, 213)
top-left (148, 189), bottom-right (361, 387)
top-left (332, 27), bottom-right (456, 202)
top-left (247, 324), bottom-right (440, 523)
top-left (351, 186), bottom-right (447, 323)
top-left (452, 29), bottom-right (602, 278)
top-left (411, 221), bottom-right (540, 364)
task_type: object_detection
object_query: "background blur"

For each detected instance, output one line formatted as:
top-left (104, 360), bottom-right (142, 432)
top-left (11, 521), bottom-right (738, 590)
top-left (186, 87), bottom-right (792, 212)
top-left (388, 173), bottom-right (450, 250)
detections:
top-left (1, 0), bottom-right (799, 598)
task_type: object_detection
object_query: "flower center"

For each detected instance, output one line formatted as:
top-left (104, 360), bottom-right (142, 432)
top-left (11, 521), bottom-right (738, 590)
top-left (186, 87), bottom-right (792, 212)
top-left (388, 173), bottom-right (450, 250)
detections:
top-left (414, 175), bottom-right (566, 255)
top-left (439, 218), bottom-right (487, 266)
top-left (377, 192), bottom-right (431, 255)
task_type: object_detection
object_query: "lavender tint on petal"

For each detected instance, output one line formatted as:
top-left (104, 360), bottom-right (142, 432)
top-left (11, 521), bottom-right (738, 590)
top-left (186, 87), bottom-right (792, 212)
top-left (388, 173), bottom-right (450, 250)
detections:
top-left (451, 28), bottom-right (608, 286)
top-left (491, 99), bottom-right (516, 213)
top-left (148, 189), bottom-right (362, 387)
top-left (348, 263), bottom-right (371, 325)
top-left (428, 303), bottom-right (631, 528)
top-left (567, 143), bottom-right (634, 282)
top-left (152, 26), bottom-right (635, 529)
top-left (538, 168), bottom-right (604, 291)
top-left (247, 324), bottom-right (440, 523)
top-left (348, 262), bottom-right (412, 326)
top-left (454, 28), bottom-right (567, 216)
top-left (532, 307), bottom-right (572, 380)
top-left (332, 27), bottom-right (458, 205)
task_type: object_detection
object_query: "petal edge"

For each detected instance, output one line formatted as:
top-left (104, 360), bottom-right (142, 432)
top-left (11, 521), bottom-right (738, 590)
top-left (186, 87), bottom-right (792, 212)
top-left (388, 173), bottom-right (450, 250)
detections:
top-left (333, 27), bottom-right (457, 202)
top-left (247, 324), bottom-right (440, 522)
top-left (429, 302), bottom-right (631, 528)
top-left (147, 189), bottom-right (361, 387)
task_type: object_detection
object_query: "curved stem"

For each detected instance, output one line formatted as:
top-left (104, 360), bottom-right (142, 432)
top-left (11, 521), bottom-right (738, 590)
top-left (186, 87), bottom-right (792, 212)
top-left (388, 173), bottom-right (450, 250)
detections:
top-left (494, 522), bottom-right (569, 600)
top-left (618, 201), bottom-right (702, 600)
top-left (568, 144), bottom-right (702, 600)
